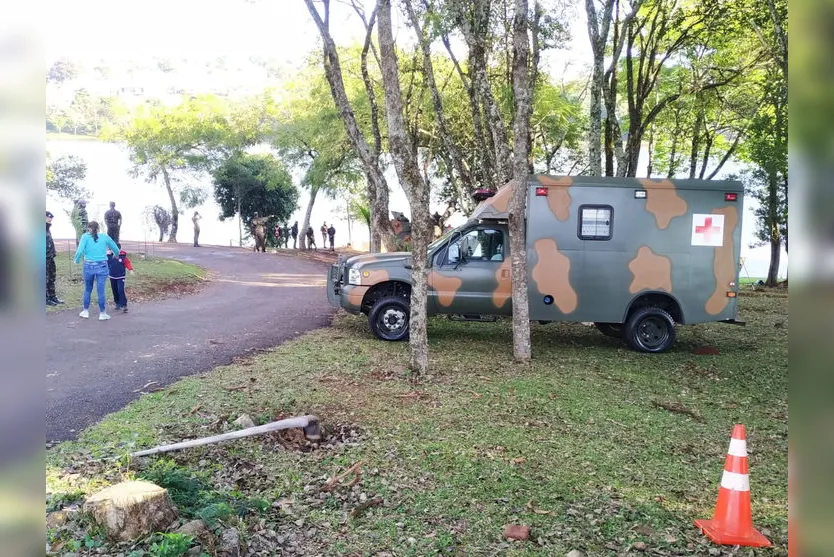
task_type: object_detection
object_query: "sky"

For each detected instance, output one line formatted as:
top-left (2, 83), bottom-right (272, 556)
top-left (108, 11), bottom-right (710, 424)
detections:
top-left (44, 0), bottom-right (786, 277)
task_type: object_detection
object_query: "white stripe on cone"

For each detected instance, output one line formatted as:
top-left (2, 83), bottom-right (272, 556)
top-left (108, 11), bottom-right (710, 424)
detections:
top-left (728, 438), bottom-right (748, 457)
top-left (721, 470), bottom-right (750, 492)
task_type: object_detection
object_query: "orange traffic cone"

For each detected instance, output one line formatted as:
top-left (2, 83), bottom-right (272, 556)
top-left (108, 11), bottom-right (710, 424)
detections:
top-left (695, 424), bottom-right (771, 547)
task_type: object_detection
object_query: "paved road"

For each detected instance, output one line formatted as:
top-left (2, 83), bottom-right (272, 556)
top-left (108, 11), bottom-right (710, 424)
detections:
top-left (46, 243), bottom-right (335, 442)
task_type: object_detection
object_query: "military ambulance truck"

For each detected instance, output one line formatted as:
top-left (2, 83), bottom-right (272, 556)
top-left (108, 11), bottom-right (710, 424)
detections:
top-left (327, 175), bottom-right (744, 353)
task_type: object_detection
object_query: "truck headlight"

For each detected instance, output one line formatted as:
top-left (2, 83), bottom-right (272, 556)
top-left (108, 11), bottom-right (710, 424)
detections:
top-left (348, 268), bottom-right (361, 285)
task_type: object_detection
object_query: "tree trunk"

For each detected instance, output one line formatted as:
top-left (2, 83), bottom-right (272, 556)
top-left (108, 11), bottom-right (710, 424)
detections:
top-left (698, 132), bottom-right (713, 179)
top-left (585, 0), bottom-right (610, 177)
top-left (766, 233), bottom-right (781, 286)
top-left (646, 123), bottom-right (655, 177)
top-left (765, 170), bottom-right (781, 286)
top-left (300, 186), bottom-right (319, 251)
top-left (162, 166), bottom-right (178, 242)
top-left (689, 102), bottom-right (704, 179)
top-left (304, 0), bottom-right (392, 253)
top-left (454, 0), bottom-right (513, 184)
top-left (509, 0), bottom-right (533, 362)
top-left (237, 197), bottom-right (243, 247)
top-left (405, 0), bottom-right (473, 195)
top-left (377, 0), bottom-right (431, 375)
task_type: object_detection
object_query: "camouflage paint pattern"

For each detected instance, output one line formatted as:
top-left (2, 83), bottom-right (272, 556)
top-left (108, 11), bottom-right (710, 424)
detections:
top-left (705, 206), bottom-right (738, 315)
top-left (537, 175), bottom-right (573, 221)
top-left (428, 271), bottom-right (463, 307)
top-left (628, 247), bottom-right (673, 293)
top-left (327, 175), bottom-right (743, 328)
top-left (531, 238), bottom-right (578, 313)
top-left (639, 179), bottom-right (689, 229)
top-left (492, 260), bottom-right (512, 308)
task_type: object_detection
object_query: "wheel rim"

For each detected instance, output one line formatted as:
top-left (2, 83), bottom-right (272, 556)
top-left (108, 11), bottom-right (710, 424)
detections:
top-left (637, 316), bottom-right (669, 348)
top-left (380, 307), bottom-right (407, 334)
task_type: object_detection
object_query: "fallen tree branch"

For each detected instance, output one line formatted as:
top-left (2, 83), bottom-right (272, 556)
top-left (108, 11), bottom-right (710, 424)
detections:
top-left (651, 400), bottom-right (705, 423)
top-left (350, 496), bottom-right (383, 519)
top-left (323, 460), bottom-right (364, 492)
top-left (125, 415), bottom-right (320, 459)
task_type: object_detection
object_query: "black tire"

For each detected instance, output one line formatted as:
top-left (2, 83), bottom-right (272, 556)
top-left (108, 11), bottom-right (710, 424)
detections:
top-left (368, 295), bottom-right (410, 341)
top-left (624, 306), bottom-right (676, 353)
top-left (594, 322), bottom-right (623, 339)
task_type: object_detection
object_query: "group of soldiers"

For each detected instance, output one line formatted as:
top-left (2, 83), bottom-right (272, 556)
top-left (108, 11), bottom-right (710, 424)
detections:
top-left (272, 220), bottom-right (337, 250)
top-left (46, 200), bottom-right (123, 306)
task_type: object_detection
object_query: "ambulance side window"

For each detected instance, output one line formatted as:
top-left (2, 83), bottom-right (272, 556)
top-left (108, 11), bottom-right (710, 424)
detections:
top-left (578, 205), bottom-right (613, 240)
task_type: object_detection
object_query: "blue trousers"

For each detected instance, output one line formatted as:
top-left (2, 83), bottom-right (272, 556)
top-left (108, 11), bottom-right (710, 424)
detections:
top-left (110, 277), bottom-right (127, 308)
top-left (82, 261), bottom-right (108, 311)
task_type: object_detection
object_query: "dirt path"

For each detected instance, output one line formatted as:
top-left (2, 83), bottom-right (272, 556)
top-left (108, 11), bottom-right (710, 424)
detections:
top-left (46, 243), bottom-right (336, 443)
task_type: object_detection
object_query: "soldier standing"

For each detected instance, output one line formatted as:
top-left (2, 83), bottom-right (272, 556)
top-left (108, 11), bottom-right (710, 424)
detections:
top-left (327, 223), bottom-right (336, 251)
top-left (320, 221), bottom-right (328, 247)
top-left (71, 200), bottom-right (88, 246)
top-left (192, 211), bottom-right (202, 247)
top-left (291, 221), bottom-right (299, 249)
top-left (306, 225), bottom-right (317, 250)
top-left (104, 201), bottom-right (122, 245)
top-left (274, 223), bottom-right (282, 248)
top-left (45, 211), bottom-right (64, 306)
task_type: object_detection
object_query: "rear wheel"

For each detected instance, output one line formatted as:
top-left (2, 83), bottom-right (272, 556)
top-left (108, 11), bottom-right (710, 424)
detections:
top-left (624, 307), bottom-right (676, 353)
top-left (594, 322), bottom-right (623, 339)
top-left (368, 296), bottom-right (410, 341)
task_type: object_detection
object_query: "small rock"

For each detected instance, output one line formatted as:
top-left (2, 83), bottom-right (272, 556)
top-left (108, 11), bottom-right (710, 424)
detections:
top-left (503, 524), bottom-right (531, 541)
top-left (218, 527), bottom-right (240, 557)
top-left (233, 414), bottom-right (256, 428)
top-left (176, 519), bottom-right (207, 537)
top-left (83, 480), bottom-right (177, 542)
top-left (294, 519), bottom-right (305, 527)
top-left (633, 541), bottom-right (647, 551)
top-left (407, 537), bottom-right (417, 545)
top-left (46, 510), bottom-right (70, 529)
top-left (566, 551), bottom-right (585, 557)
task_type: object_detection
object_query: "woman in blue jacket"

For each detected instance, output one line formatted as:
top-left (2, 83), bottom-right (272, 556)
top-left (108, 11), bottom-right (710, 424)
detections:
top-left (74, 221), bottom-right (120, 320)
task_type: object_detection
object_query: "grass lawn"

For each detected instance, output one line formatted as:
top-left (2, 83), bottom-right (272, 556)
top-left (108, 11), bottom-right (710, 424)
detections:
top-left (47, 290), bottom-right (788, 556)
top-left (48, 252), bottom-right (207, 313)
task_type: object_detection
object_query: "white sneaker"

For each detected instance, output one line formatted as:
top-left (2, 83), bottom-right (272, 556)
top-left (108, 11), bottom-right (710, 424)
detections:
top-left (79, 309), bottom-right (89, 319)
top-left (99, 312), bottom-right (111, 321)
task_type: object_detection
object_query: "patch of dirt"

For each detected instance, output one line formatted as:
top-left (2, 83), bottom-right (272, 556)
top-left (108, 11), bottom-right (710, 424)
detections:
top-left (129, 279), bottom-right (207, 303)
top-left (368, 364), bottom-right (408, 381)
top-left (266, 416), bottom-right (364, 454)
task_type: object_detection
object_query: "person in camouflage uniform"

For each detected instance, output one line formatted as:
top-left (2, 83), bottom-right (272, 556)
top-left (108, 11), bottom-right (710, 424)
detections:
top-left (71, 200), bottom-right (88, 246)
top-left (104, 201), bottom-right (122, 245)
top-left (45, 211), bottom-right (63, 306)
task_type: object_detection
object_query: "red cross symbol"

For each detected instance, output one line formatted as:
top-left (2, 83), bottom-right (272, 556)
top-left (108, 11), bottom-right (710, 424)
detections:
top-left (695, 217), bottom-right (721, 243)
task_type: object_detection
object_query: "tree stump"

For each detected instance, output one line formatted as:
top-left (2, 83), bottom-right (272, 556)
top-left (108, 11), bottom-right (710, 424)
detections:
top-left (83, 480), bottom-right (177, 541)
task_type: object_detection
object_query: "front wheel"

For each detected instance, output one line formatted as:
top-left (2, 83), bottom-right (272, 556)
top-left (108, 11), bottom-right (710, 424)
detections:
top-left (368, 296), bottom-right (410, 341)
top-left (624, 307), bottom-right (676, 353)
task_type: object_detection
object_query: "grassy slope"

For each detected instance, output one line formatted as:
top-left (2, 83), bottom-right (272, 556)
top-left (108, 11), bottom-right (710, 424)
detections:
top-left (47, 290), bottom-right (788, 556)
top-left (48, 254), bottom-right (206, 312)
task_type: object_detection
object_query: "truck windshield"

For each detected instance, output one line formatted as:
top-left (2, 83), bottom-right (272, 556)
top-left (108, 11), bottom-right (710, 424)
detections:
top-left (428, 227), bottom-right (460, 251)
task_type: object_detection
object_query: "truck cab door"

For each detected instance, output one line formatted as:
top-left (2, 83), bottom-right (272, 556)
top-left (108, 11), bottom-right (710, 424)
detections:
top-left (429, 226), bottom-right (511, 315)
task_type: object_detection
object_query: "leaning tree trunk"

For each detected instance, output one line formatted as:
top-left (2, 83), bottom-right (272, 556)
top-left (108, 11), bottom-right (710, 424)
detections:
top-left (161, 166), bottom-right (178, 242)
top-left (304, 0), bottom-right (393, 253)
top-left (299, 186), bottom-right (319, 251)
top-left (509, 0), bottom-right (533, 362)
top-left (377, 0), bottom-right (431, 374)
